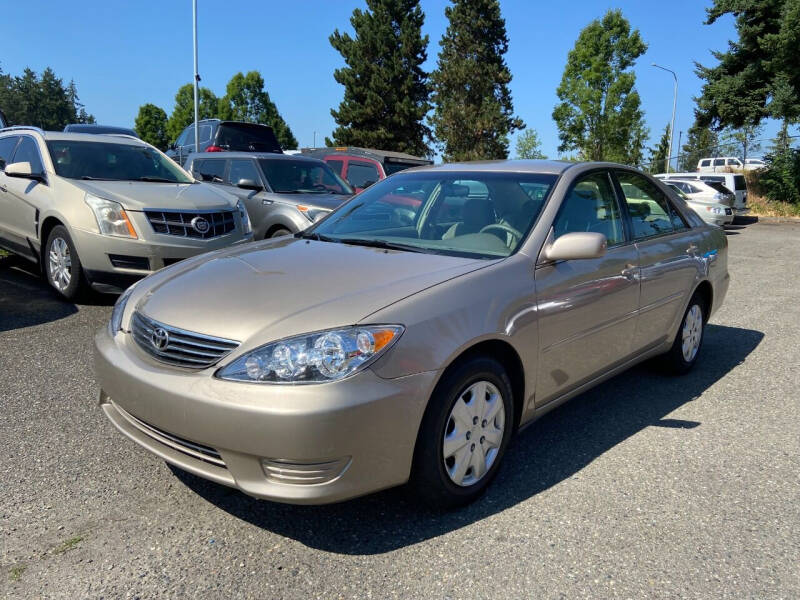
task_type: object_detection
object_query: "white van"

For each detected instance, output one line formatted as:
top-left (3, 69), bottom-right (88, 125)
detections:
top-left (655, 172), bottom-right (748, 214)
top-left (697, 157), bottom-right (743, 172)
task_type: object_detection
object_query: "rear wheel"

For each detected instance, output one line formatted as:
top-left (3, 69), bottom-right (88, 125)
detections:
top-left (44, 225), bottom-right (87, 300)
top-left (664, 293), bottom-right (706, 374)
top-left (269, 228), bottom-right (292, 239)
top-left (409, 356), bottom-right (514, 509)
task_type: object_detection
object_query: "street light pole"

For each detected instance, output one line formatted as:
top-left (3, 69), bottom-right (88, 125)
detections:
top-left (192, 0), bottom-right (200, 151)
top-left (652, 63), bottom-right (677, 173)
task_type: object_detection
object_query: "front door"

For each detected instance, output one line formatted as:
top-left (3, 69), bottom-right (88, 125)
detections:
top-left (1, 136), bottom-right (46, 259)
top-left (535, 170), bottom-right (640, 405)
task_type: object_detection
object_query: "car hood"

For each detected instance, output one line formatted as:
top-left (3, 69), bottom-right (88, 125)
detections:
top-left (263, 191), bottom-right (351, 210)
top-left (72, 180), bottom-right (236, 211)
top-left (132, 237), bottom-right (492, 345)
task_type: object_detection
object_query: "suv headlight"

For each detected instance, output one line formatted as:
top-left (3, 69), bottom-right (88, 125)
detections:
top-left (108, 280), bottom-right (139, 336)
top-left (216, 325), bottom-right (404, 384)
top-left (85, 194), bottom-right (137, 238)
top-left (237, 200), bottom-right (252, 234)
top-left (297, 205), bottom-right (331, 222)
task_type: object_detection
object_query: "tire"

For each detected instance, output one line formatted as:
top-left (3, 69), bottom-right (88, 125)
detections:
top-left (269, 228), bottom-right (292, 239)
top-left (664, 293), bottom-right (706, 374)
top-left (44, 225), bottom-right (88, 300)
top-left (409, 356), bottom-right (514, 509)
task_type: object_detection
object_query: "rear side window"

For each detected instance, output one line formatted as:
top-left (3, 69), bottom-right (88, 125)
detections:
top-left (326, 159), bottom-right (344, 175)
top-left (0, 136), bottom-right (20, 170)
top-left (713, 158), bottom-right (725, 166)
top-left (734, 175), bottom-right (746, 190)
top-left (347, 161), bottom-right (380, 188)
top-left (616, 171), bottom-right (680, 238)
top-left (699, 159), bottom-right (711, 167)
top-left (217, 124), bottom-right (281, 153)
top-left (192, 158), bottom-right (225, 182)
top-left (227, 159), bottom-right (260, 186)
top-left (198, 123), bottom-right (213, 144)
top-left (727, 158), bottom-right (740, 166)
top-left (12, 137), bottom-right (44, 173)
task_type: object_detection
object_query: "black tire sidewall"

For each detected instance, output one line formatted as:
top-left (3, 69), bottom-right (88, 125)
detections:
top-left (411, 356), bottom-right (515, 507)
top-left (269, 228), bottom-right (292, 239)
top-left (45, 225), bottom-right (83, 300)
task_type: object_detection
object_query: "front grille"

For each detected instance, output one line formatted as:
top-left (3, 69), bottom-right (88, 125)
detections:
top-left (144, 210), bottom-right (235, 239)
top-left (725, 208), bottom-right (733, 215)
top-left (161, 257), bottom-right (184, 267)
top-left (109, 254), bottom-right (150, 270)
top-left (117, 403), bottom-right (225, 468)
top-left (131, 311), bottom-right (240, 369)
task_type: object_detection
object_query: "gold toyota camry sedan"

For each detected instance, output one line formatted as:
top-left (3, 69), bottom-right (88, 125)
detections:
top-left (95, 160), bottom-right (729, 508)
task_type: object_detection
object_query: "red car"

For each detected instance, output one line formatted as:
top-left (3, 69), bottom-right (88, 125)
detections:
top-left (302, 147), bottom-right (432, 192)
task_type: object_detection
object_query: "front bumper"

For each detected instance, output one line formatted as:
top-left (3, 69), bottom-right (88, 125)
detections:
top-left (72, 227), bottom-right (253, 293)
top-left (94, 328), bottom-right (436, 504)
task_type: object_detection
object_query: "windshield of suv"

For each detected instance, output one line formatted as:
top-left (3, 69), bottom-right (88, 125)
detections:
top-left (306, 171), bottom-right (558, 259)
top-left (47, 140), bottom-right (192, 183)
top-left (259, 158), bottom-right (353, 195)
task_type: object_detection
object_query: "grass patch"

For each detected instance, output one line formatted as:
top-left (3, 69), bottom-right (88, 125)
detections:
top-left (9, 564), bottom-right (26, 582)
top-left (53, 535), bottom-right (83, 555)
top-left (746, 194), bottom-right (800, 218)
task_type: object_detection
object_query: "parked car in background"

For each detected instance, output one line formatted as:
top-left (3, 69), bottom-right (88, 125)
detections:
top-left (664, 182), bottom-right (733, 227)
top-left (167, 120), bottom-right (283, 166)
top-left (64, 124), bottom-right (139, 138)
top-left (697, 157), bottom-right (743, 172)
top-left (656, 172), bottom-right (747, 214)
top-left (743, 158), bottom-right (765, 170)
top-left (0, 127), bottom-right (252, 298)
top-left (302, 147), bottom-right (433, 192)
top-left (186, 152), bottom-right (352, 239)
top-left (96, 160), bottom-right (728, 509)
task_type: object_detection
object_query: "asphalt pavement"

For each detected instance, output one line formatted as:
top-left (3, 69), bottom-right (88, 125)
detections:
top-left (1, 221), bottom-right (798, 599)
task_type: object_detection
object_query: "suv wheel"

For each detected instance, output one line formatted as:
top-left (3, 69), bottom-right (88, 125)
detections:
top-left (45, 225), bottom-right (87, 300)
top-left (409, 356), bottom-right (514, 509)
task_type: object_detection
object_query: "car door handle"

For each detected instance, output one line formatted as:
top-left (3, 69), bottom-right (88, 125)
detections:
top-left (262, 199), bottom-right (273, 205)
top-left (621, 264), bottom-right (638, 280)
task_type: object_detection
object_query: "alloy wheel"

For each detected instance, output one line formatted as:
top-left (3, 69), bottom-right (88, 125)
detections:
top-left (48, 237), bottom-right (72, 291)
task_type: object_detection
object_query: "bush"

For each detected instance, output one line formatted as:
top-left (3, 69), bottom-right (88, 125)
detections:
top-left (756, 148), bottom-right (800, 205)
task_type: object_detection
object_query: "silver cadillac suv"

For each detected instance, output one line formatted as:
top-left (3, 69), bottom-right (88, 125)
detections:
top-left (0, 127), bottom-right (253, 298)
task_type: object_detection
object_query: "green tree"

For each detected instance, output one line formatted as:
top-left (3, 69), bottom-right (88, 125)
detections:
top-left (429, 0), bottom-right (523, 161)
top-left (135, 104), bottom-right (169, 150)
top-left (552, 10), bottom-right (648, 164)
top-left (166, 83), bottom-right (219, 143)
top-left (679, 120), bottom-right (719, 171)
top-left (648, 124), bottom-right (672, 172)
top-left (696, 0), bottom-right (800, 129)
top-left (515, 129), bottom-right (546, 159)
top-left (328, 0), bottom-right (431, 156)
top-left (218, 71), bottom-right (298, 149)
top-left (722, 124), bottom-right (765, 162)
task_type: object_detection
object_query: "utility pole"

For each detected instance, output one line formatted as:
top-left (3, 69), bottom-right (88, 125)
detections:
top-left (652, 63), bottom-right (678, 173)
top-left (192, 0), bottom-right (200, 152)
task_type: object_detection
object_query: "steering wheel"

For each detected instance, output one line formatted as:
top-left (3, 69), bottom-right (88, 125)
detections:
top-left (479, 223), bottom-right (523, 244)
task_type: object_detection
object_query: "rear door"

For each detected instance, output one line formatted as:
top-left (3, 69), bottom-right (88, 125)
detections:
top-left (614, 170), bottom-right (701, 352)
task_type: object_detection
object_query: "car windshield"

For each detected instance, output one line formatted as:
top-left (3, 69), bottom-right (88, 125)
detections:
top-left (259, 158), bottom-right (352, 195)
top-left (667, 184), bottom-right (689, 200)
top-left (306, 171), bottom-right (558, 259)
top-left (47, 140), bottom-right (192, 183)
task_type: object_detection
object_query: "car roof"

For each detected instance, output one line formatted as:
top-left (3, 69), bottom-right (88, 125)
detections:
top-left (0, 128), bottom-right (146, 146)
top-left (303, 146), bottom-right (432, 164)
top-left (402, 159), bottom-right (626, 176)
top-left (186, 151), bottom-right (324, 163)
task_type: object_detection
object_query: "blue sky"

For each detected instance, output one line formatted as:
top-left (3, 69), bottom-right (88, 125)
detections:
top-left (1, 1), bottom-right (785, 159)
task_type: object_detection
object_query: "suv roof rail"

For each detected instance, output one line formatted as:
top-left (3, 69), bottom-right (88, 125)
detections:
top-left (0, 125), bottom-right (46, 135)
top-left (106, 134), bottom-right (141, 141)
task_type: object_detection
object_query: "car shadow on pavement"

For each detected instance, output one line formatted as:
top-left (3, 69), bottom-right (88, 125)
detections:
top-left (0, 255), bottom-right (113, 332)
top-left (172, 323), bottom-right (764, 555)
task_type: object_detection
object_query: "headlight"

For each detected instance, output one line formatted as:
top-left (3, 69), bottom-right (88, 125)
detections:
top-left (296, 205), bottom-right (331, 222)
top-left (85, 194), bottom-right (137, 238)
top-left (108, 281), bottom-right (138, 336)
top-left (216, 325), bottom-right (404, 384)
top-left (237, 200), bottom-right (252, 234)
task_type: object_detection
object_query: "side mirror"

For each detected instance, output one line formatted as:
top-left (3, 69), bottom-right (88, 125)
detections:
top-left (4, 161), bottom-right (45, 182)
top-left (236, 178), bottom-right (262, 191)
top-left (542, 232), bottom-right (607, 262)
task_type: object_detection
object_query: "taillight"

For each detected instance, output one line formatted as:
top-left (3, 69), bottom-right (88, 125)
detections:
top-left (205, 145), bottom-right (224, 152)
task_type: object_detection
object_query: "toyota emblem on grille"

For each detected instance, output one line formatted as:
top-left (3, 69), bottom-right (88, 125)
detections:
top-left (151, 327), bottom-right (169, 350)
top-left (190, 216), bottom-right (210, 234)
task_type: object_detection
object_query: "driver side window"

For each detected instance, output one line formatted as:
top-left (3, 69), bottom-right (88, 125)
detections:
top-left (552, 172), bottom-right (625, 246)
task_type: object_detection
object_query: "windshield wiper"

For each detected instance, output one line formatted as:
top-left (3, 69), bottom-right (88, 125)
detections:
top-left (137, 176), bottom-right (177, 183)
top-left (80, 176), bottom-right (121, 181)
top-left (337, 238), bottom-right (429, 253)
top-left (295, 231), bottom-right (337, 242)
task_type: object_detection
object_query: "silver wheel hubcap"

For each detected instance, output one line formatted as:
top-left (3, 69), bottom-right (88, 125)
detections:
top-left (442, 380), bottom-right (505, 487)
top-left (48, 237), bottom-right (72, 291)
top-left (681, 304), bottom-right (703, 362)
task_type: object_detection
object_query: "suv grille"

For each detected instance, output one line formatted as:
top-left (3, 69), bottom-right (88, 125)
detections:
top-left (144, 210), bottom-right (236, 239)
top-left (131, 311), bottom-right (240, 369)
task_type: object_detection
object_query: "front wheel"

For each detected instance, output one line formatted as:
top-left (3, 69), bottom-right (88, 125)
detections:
top-left (664, 293), bottom-right (706, 374)
top-left (269, 228), bottom-right (292, 239)
top-left (409, 356), bottom-right (514, 509)
top-left (44, 225), bottom-right (88, 300)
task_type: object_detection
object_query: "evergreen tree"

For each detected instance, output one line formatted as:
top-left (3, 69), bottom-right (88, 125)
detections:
top-left (218, 71), bottom-right (298, 149)
top-left (679, 120), bottom-right (719, 171)
top-left (553, 10), bottom-right (648, 163)
top-left (696, 0), bottom-right (800, 129)
top-left (648, 124), bottom-right (672, 172)
top-left (429, 0), bottom-right (523, 161)
top-left (329, 0), bottom-right (431, 156)
top-left (166, 83), bottom-right (219, 143)
top-left (135, 104), bottom-right (170, 150)
top-left (515, 129), bottom-right (546, 159)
